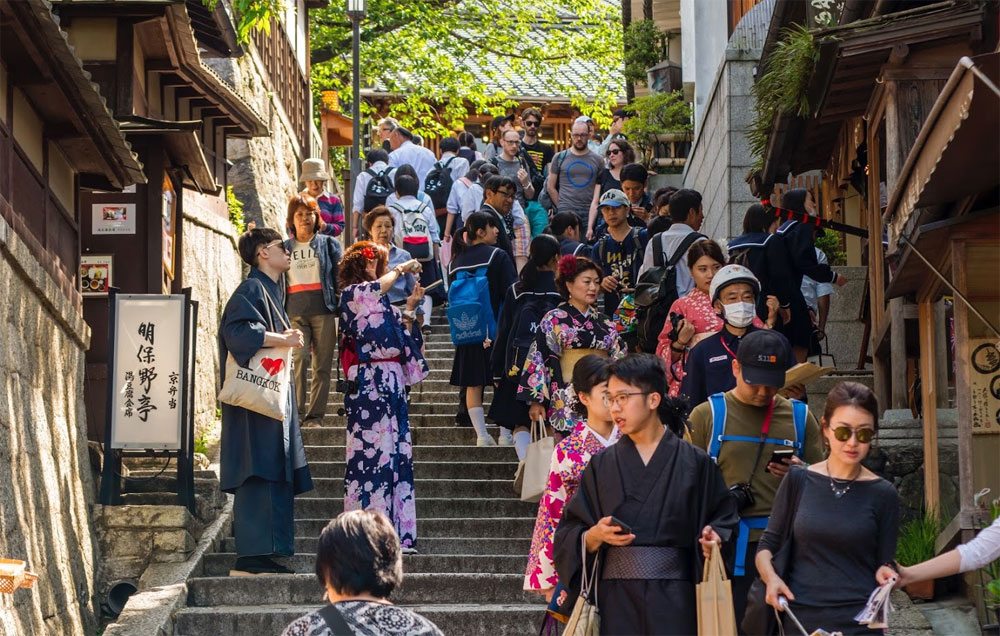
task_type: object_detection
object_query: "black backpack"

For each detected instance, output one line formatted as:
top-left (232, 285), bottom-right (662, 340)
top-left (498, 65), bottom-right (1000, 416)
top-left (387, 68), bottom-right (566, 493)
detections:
top-left (634, 231), bottom-right (705, 353)
top-left (423, 157), bottom-right (456, 211)
top-left (362, 168), bottom-right (393, 212)
top-left (507, 289), bottom-right (562, 372)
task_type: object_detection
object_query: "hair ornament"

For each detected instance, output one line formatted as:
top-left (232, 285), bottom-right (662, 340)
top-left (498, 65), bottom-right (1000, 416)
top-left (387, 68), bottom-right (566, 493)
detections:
top-left (557, 254), bottom-right (578, 278)
top-left (361, 246), bottom-right (376, 260)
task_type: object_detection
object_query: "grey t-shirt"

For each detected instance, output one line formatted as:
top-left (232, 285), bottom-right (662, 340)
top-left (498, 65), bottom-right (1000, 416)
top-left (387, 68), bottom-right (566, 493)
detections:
top-left (554, 149), bottom-right (603, 217)
top-left (493, 155), bottom-right (530, 207)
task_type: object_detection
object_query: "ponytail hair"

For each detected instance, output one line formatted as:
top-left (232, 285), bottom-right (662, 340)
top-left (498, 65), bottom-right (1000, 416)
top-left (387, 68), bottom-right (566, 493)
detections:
top-left (607, 354), bottom-right (689, 436)
top-left (517, 234), bottom-right (560, 293)
top-left (452, 211), bottom-right (499, 259)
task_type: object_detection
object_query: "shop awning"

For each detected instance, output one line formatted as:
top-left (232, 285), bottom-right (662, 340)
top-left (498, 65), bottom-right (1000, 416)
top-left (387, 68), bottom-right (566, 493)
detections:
top-left (120, 117), bottom-right (216, 192)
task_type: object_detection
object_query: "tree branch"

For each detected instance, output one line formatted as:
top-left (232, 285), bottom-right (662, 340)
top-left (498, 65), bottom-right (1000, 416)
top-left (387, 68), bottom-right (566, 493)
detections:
top-left (446, 30), bottom-right (570, 61)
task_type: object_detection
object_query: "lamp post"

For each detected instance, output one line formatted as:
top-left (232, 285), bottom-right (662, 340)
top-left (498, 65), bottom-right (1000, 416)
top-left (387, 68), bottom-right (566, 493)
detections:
top-left (346, 0), bottom-right (366, 245)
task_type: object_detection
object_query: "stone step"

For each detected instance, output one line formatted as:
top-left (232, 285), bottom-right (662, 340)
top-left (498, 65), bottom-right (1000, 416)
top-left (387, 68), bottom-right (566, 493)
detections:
top-left (303, 477), bottom-right (517, 499)
top-left (219, 536), bottom-right (532, 555)
top-left (302, 426), bottom-right (499, 446)
top-left (186, 573), bottom-right (544, 607)
top-left (306, 460), bottom-right (517, 481)
top-left (323, 396), bottom-right (491, 412)
top-left (317, 413), bottom-right (466, 427)
top-left (292, 516), bottom-right (534, 539)
top-left (304, 444), bottom-right (518, 462)
top-left (202, 553), bottom-right (527, 576)
top-left (174, 603), bottom-right (542, 636)
top-left (293, 496), bottom-right (534, 519)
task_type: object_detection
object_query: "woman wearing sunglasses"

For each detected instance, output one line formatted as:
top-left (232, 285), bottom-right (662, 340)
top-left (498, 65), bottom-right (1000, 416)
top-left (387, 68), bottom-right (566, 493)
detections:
top-left (586, 139), bottom-right (635, 241)
top-left (754, 382), bottom-right (899, 634)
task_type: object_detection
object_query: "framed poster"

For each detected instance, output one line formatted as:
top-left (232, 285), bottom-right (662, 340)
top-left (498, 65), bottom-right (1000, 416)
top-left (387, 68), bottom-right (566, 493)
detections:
top-left (92, 203), bottom-right (136, 235)
top-left (162, 174), bottom-right (177, 278)
top-left (110, 294), bottom-right (186, 449)
top-left (970, 338), bottom-right (1000, 435)
top-left (80, 254), bottom-right (112, 296)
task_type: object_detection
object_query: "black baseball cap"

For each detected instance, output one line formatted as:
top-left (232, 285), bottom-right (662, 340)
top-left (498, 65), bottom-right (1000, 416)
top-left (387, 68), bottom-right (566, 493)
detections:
top-left (736, 330), bottom-right (792, 387)
top-left (491, 114), bottom-right (514, 130)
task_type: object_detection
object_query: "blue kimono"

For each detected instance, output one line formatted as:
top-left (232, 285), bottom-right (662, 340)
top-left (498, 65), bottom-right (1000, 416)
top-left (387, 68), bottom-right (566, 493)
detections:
top-left (219, 269), bottom-right (313, 557)
top-left (339, 281), bottom-right (429, 548)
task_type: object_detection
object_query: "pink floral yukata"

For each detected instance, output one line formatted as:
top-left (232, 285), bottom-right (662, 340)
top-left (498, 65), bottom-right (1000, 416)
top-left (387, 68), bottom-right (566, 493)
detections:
top-left (339, 281), bottom-right (429, 548)
top-left (524, 425), bottom-right (620, 593)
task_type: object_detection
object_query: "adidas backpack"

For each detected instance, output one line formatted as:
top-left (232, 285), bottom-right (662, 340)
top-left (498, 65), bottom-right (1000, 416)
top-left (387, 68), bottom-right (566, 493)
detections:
top-left (363, 168), bottom-right (393, 212)
top-left (634, 231), bottom-right (705, 353)
top-left (423, 157), bottom-right (456, 211)
top-left (447, 254), bottom-right (497, 346)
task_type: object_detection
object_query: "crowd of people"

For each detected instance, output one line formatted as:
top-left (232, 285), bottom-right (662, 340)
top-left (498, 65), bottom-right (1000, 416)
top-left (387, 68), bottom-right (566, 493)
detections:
top-left (214, 108), bottom-right (1000, 635)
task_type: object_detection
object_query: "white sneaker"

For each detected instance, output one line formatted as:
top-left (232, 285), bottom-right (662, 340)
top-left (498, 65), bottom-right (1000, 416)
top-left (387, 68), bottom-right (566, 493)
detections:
top-left (476, 435), bottom-right (497, 447)
top-left (497, 433), bottom-right (514, 447)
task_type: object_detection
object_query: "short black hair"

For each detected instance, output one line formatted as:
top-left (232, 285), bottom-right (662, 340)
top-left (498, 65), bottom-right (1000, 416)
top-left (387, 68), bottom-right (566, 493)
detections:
top-left (394, 174), bottom-right (418, 197)
top-left (669, 188), bottom-right (702, 224)
top-left (742, 203), bottom-right (774, 234)
top-left (394, 126), bottom-right (414, 140)
top-left (365, 148), bottom-right (389, 165)
top-left (572, 354), bottom-right (612, 416)
top-left (620, 163), bottom-right (647, 185)
top-left (440, 137), bottom-right (460, 153)
top-left (466, 159), bottom-right (486, 180)
top-left (237, 227), bottom-right (282, 267)
top-left (613, 108), bottom-right (630, 119)
top-left (478, 163), bottom-right (499, 179)
top-left (315, 510), bottom-right (403, 599)
top-left (608, 354), bottom-right (688, 435)
top-left (550, 211), bottom-right (581, 236)
top-left (484, 175), bottom-right (517, 194)
top-left (647, 214), bottom-right (672, 235)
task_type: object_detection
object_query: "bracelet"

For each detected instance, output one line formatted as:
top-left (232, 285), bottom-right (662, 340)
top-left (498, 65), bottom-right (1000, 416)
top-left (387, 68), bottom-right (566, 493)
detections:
top-left (670, 343), bottom-right (687, 353)
top-left (402, 309), bottom-right (416, 320)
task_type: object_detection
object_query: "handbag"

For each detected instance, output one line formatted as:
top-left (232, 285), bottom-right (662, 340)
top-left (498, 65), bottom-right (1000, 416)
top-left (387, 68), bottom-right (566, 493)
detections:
top-left (741, 468), bottom-right (805, 636)
top-left (564, 533), bottom-right (600, 636)
top-left (517, 417), bottom-right (555, 503)
top-left (697, 541), bottom-right (737, 636)
top-left (217, 279), bottom-right (293, 421)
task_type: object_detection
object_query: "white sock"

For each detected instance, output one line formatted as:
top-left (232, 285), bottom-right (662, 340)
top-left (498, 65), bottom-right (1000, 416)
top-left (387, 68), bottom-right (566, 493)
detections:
top-left (421, 296), bottom-right (433, 326)
top-left (514, 430), bottom-right (532, 461)
top-left (469, 407), bottom-right (489, 439)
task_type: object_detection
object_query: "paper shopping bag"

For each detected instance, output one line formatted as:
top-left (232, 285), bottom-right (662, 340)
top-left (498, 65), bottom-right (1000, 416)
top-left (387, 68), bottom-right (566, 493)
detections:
top-left (697, 541), bottom-right (737, 636)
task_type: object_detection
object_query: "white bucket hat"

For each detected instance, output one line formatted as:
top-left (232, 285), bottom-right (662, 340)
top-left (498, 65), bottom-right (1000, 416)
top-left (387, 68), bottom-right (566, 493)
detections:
top-left (300, 158), bottom-right (330, 183)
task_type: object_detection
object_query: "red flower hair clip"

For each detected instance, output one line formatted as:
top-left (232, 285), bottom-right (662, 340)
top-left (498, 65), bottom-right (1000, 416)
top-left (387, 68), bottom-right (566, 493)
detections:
top-left (361, 246), bottom-right (376, 260)
top-left (760, 199), bottom-right (771, 206)
top-left (557, 254), bottom-right (578, 278)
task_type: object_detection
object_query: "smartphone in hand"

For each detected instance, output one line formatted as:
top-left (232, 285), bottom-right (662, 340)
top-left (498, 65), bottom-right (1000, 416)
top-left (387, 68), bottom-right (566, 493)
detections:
top-left (609, 516), bottom-right (632, 535)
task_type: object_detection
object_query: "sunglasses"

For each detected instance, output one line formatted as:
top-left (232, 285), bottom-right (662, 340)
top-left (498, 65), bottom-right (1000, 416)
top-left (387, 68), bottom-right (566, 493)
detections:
top-left (523, 120), bottom-right (540, 127)
top-left (607, 149), bottom-right (621, 156)
top-left (832, 426), bottom-right (875, 444)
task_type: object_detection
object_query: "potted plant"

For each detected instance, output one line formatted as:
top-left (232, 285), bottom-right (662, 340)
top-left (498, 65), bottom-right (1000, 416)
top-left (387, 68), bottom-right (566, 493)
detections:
top-left (895, 511), bottom-right (942, 601)
top-left (620, 91), bottom-right (692, 172)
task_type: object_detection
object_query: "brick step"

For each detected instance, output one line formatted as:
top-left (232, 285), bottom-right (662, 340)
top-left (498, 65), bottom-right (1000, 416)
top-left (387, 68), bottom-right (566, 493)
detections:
top-left (306, 460), bottom-right (517, 481)
top-left (301, 477), bottom-right (517, 499)
top-left (219, 536), bottom-right (532, 555)
top-left (186, 573), bottom-right (543, 607)
top-left (174, 603), bottom-right (542, 636)
top-left (293, 496), bottom-right (534, 519)
top-left (202, 553), bottom-right (527, 576)
top-left (292, 516), bottom-right (535, 539)
top-left (304, 444), bottom-right (517, 462)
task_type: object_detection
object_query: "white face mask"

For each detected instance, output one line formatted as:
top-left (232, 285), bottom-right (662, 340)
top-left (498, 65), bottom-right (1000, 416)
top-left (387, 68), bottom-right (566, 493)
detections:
top-left (722, 301), bottom-right (755, 328)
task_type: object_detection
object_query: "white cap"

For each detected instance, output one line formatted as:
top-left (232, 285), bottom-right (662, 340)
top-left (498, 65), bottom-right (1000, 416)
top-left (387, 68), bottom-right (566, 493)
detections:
top-left (574, 115), bottom-right (593, 124)
top-left (709, 264), bottom-right (761, 303)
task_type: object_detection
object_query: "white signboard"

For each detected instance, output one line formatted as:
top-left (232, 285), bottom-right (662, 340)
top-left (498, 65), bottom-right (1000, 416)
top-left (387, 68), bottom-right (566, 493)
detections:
top-left (92, 203), bottom-right (136, 235)
top-left (111, 295), bottom-right (185, 449)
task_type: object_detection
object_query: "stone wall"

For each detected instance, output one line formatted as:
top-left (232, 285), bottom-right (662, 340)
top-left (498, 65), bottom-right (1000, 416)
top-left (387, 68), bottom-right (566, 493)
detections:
top-left (180, 191), bottom-right (243, 449)
top-left (0, 215), bottom-right (99, 635)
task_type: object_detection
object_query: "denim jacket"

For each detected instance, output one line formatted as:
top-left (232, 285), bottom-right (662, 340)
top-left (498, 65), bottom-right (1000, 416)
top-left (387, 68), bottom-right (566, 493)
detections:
top-left (283, 233), bottom-right (343, 313)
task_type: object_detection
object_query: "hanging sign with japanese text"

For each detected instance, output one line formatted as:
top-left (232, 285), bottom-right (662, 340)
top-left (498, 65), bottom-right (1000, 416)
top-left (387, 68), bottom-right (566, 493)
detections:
top-left (970, 338), bottom-right (1000, 435)
top-left (110, 294), bottom-right (186, 449)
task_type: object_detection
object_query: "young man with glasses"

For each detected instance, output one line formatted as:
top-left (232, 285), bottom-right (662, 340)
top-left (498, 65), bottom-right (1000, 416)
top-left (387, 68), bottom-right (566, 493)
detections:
top-left (478, 175), bottom-right (517, 262)
top-left (685, 329), bottom-right (824, 631)
top-left (545, 120), bottom-right (604, 223)
top-left (519, 107), bottom-right (554, 180)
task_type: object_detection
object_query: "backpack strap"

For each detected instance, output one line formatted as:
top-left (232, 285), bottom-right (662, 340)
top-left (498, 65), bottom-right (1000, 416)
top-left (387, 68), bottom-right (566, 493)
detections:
top-left (791, 398), bottom-right (807, 458)
top-left (651, 231), bottom-right (665, 268)
top-left (707, 392), bottom-right (727, 462)
top-left (629, 227), bottom-right (643, 253)
top-left (667, 232), bottom-right (706, 267)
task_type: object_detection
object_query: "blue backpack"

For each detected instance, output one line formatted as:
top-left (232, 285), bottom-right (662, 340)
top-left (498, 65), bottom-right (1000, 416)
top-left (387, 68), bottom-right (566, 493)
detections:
top-left (447, 262), bottom-right (496, 346)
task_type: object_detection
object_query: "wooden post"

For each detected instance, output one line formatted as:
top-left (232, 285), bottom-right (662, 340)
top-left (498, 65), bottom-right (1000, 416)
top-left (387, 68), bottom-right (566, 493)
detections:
top-left (865, 129), bottom-right (889, 412)
top-left (951, 241), bottom-right (974, 515)
top-left (918, 298), bottom-right (940, 514)
top-left (933, 299), bottom-right (949, 408)
top-left (890, 297), bottom-right (908, 409)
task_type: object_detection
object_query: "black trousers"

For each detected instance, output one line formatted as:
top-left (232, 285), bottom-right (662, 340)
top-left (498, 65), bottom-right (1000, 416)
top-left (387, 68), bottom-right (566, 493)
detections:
top-left (732, 540), bottom-right (757, 635)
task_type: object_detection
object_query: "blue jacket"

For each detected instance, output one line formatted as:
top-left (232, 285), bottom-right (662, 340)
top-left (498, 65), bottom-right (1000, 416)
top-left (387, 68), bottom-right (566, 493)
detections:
top-left (283, 233), bottom-right (342, 313)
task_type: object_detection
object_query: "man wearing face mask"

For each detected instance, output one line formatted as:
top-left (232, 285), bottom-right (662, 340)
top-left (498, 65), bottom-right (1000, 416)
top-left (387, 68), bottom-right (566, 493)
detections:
top-left (680, 265), bottom-right (788, 408)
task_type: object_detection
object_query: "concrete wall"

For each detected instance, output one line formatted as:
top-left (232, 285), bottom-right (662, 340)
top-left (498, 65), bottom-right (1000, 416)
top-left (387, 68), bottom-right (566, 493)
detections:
top-left (680, 0), bottom-right (729, 133)
top-left (0, 214), bottom-right (99, 635)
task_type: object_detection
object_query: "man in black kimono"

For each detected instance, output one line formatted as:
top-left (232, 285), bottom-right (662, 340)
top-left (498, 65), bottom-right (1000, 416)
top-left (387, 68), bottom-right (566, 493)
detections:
top-left (220, 228), bottom-right (313, 575)
top-left (554, 354), bottom-right (739, 635)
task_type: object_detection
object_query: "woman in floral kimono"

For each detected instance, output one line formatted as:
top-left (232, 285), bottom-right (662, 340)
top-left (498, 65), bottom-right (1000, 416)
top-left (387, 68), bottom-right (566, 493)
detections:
top-left (518, 255), bottom-right (626, 434)
top-left (525, 354), bottom-right (619, 603)
top-left (338, 241), bottom-right (429, 552)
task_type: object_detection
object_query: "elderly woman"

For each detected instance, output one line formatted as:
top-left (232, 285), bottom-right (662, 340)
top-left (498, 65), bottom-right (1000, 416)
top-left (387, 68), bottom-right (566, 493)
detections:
top-left (363, 206), bottom-right (422, 316)
top-left (281, 510), bottom-right (443, 636)
top-left (338, 242), bottom-right (428, 552)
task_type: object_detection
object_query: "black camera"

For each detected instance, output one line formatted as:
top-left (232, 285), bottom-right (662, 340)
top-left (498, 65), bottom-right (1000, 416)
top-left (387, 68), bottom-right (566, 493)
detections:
top-left (666, 312), bottom-right (684, 342)
top-left (336, 379), bottom-right (358, 395)
top-left (729, 482), bottom-right (756, 511)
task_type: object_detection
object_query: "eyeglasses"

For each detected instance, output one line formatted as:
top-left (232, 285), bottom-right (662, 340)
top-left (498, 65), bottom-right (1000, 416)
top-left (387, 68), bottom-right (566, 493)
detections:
top-left (523, 120), bottom-right (540, 127)
top-left (502, 138), bottom-right (521, 144)
top-left (494, 189), bottom-right (516, 199)
top-left (602, 392), bottom-right (650, 409)
top-left (832, 426), bottom-right (875, 444)
top-left (607, 149), bottom-right (621, 156)
top-left (571, 133), bottom-right (589, 139)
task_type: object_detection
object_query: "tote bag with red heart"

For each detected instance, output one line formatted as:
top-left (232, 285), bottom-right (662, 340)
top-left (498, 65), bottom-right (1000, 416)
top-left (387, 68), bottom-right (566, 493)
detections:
top-left (218, 280), bottom-right (292, 421)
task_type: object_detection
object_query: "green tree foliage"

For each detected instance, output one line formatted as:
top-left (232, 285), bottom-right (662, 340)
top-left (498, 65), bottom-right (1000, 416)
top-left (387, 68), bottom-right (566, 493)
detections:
top-left (621, 90), bottom-right (691, 169)
top-left (203, 0), bottom-right (282, 43)
top-left (308, 1), bottom-right (624, 139)
top-left (623, 19), bottom-right (669, 86)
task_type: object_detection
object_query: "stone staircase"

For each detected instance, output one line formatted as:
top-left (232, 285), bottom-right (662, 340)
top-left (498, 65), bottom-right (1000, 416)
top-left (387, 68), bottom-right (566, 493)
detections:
top-left (174, 312), bottom-right (545, 635)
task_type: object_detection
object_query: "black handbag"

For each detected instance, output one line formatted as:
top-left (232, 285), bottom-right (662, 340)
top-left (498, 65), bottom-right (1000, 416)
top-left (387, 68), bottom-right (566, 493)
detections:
top-left (741, 467), bottom-right (806, 636)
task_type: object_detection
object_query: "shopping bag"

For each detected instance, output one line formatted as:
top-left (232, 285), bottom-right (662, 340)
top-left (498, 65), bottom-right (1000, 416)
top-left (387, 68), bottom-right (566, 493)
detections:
top-left (519, 417), bottom-right (555, 503)
top-left (218, 347), bottom-right (292, 420)
top-left (697, 541), bottom-right (737, 636)
top-left (564, 534), bottom-right (600, 636)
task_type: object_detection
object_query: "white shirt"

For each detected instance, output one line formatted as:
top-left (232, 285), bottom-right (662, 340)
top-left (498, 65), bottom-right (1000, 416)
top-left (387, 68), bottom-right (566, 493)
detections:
top-left (800, 248), bottom-right (835, 314)
top-left (957, 516), bottom-right (1000, 572)
top-left (388, 140), bottom-right (438, 190)
top-left (351, 161), bottom-right (394, 214)
top-left (439, 151), bottom-right (471, 183)
top-left (447, 177), bottom-right (474, 217)
top-left (387, 195), bottom-right (441, 244)
top-left (639, 223), bottom-right (699, 297)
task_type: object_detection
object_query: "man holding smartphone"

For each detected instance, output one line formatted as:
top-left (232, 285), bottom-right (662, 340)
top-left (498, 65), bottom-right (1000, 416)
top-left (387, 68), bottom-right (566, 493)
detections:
top-left (684, 330), bottom-right (825, 632)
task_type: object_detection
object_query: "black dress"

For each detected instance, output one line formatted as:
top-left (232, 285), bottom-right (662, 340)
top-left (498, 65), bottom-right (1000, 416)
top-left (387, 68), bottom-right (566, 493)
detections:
top-left (448, 242), bottom-right (517, 387)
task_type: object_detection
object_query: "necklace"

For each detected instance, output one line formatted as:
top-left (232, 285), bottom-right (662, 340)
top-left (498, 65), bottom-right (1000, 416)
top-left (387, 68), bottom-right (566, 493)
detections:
top-left (826, 463), bottom-right (861, 498)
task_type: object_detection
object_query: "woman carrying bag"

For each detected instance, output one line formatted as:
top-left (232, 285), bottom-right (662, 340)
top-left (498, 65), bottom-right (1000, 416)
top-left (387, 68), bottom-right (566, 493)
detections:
top-left (751, 382), bottom-right (898, 635)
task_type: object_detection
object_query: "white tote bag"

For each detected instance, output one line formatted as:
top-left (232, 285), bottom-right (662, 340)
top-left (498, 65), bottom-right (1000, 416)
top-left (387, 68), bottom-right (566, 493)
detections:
top-left (217, 280), bottom-right (292, 421)
top-left (519, 417), bottom-right (555, 503)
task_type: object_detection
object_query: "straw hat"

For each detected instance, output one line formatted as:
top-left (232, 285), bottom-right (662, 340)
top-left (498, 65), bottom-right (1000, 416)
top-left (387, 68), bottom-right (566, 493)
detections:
top-left (300, 158), bottom-right (330, 183)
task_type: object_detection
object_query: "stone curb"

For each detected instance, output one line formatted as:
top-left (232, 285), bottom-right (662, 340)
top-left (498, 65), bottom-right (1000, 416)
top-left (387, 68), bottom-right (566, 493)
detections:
top-left (102, 497), bottom-right (233, 636)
